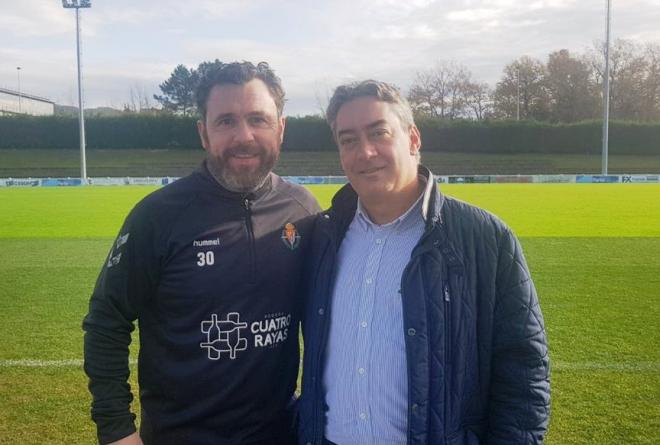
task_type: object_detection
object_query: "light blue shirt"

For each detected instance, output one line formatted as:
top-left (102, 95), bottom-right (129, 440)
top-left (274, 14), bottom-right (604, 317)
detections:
top-left (323, 191), bottom-right (426, 445)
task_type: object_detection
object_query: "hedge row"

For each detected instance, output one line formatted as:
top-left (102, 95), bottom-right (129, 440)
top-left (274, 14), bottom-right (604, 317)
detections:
top-left (0, 115), bottom-right (199, 150)
top-left (417, 119), bottom-right (660, 155)
top-left (0, 114), bottom-right (658, 155)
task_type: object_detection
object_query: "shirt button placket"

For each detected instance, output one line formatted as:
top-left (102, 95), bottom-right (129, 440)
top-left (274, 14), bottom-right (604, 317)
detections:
top-left (356, 231), bottom-right (379, 437)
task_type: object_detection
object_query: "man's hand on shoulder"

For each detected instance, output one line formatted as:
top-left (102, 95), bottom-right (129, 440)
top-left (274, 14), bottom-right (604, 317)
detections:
top-left (108, 432), bottom-right (143, 445)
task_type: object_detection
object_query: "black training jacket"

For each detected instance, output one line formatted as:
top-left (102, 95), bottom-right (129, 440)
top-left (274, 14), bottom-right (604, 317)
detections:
top-left (83, 164), bottom-right (320, 445)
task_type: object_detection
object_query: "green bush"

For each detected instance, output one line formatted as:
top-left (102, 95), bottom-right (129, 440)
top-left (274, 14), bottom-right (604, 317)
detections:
top-left (0, 114), bottom-right (200, 149)
top-left (416, 119), bottom-right (660, 155)
top-left (0, 114), bottom-right (658, 155)
top-left (283, 115), bottom-right (334, 152)
top-left (86, 114), bottom-right (200, 149)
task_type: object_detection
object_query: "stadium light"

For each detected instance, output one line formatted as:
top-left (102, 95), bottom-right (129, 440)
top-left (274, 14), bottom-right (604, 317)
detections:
top-left (602, 0), bottom-right (612, 175)
top-left (62, 0), bottom-right (91, 182)
top-left (16, 67), bottom-right (21, 114)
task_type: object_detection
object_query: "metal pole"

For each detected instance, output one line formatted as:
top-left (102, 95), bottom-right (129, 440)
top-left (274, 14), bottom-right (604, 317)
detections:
top-left (75, 7), bottom-right (87, 181)
top-left (17, 67), bottom-right (22, 113)
top-left (602, 0), bottom-right (611, 175)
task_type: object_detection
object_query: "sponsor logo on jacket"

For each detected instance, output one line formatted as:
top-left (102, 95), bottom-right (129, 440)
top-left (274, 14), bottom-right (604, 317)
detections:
top-left (200, 312), bottom-right (291, 360)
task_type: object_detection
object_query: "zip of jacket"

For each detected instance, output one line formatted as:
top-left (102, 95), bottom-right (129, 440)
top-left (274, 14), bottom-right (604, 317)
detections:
top-left (312, 214), bottom-right (340, 444)
top-left (397, 218), bottom-right (443, 445)
top-left (243, 197), bottom-right (257, 284)
top-left (400, 258), bottom-right (418, 445)
top-left (443, 280), bottom-right (452, 441)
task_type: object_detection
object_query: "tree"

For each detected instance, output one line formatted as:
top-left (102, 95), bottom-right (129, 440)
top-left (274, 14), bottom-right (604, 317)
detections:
top-left (408, 71), bottom-right (440, 117)
top-left (153, 64), bottom-right (199, 115)
top-left (408, 61), bottom-right (475, 119)
top-left (641, 42), bottom-right (660, 121)
top-left (153, 60), bottom-right (225, 116)
top-left (586, 39), bottom-right (649, 121)
top-left (123, 83), bottom-right (154, 113)
top-left (609, 40), bottom-right (647, 121)
top-left (493, 56), bottom-right (550, 120)
top-left (463, 81), bottom-right (492, 120)
top-left (545, 49), bottom-right (599, 122)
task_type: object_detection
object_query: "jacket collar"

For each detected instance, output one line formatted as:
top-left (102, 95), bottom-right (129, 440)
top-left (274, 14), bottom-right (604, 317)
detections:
top-left (328, 165), bottom-right (445, 233)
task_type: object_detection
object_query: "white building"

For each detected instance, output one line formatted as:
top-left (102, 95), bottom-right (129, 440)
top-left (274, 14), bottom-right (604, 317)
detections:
top-left (0, 87), bottom-right (55, 116)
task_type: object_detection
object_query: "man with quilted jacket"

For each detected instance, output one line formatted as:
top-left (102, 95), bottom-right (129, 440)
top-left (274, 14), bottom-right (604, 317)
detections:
top-left (297, 80), bottom-right (550, 445)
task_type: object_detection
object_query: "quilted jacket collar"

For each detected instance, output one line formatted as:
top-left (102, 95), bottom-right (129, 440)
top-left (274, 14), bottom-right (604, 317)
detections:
top-left (328, 165), bottom-right (445, 235)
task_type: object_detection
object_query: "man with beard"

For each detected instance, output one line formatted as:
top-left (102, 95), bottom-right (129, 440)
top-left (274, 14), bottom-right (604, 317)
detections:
top-left (83, 61), bottom-right (320, 445)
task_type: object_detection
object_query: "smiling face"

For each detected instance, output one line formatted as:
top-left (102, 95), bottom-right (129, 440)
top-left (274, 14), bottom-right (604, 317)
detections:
top-left (197, 79), bottom-right (285, 192)
top-left (334, 96), bottom-right (421, 203)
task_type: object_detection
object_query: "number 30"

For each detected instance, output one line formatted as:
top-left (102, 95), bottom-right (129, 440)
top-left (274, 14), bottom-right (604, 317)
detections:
top-left (197, 251), bottom-right (215, 267)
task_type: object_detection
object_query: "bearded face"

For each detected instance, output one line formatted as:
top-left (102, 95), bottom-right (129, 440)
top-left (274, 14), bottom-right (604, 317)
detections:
top-left (197, 80), bottom-right (285, 193)
top-left (206, 142), bottom-right (279, 192)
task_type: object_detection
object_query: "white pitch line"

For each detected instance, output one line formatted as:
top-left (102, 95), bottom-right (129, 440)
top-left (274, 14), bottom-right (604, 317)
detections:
top-left (0, 359), bottom-right (137, 368)
top-left (0, 359), bottom-right (658, 371)
top-left (553, 361), bottom-right (660, 371)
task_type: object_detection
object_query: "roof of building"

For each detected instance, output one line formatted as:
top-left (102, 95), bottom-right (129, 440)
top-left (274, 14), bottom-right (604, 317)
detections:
top-left (0, 87), bottom-right (55, 104)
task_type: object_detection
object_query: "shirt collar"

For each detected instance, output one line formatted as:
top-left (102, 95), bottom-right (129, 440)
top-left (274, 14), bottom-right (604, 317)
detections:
top-left (355, 174), bottom-right (427, 232)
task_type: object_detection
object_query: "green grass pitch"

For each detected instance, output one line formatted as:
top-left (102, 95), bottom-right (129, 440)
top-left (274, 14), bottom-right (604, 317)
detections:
top-left (0, 184), bottom-right (658, 444)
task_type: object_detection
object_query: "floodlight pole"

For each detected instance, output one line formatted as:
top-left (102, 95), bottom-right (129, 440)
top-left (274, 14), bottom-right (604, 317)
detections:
top-left (602, 0), bottom-right (612, 175)
top-left (16, 67), bottom-right (22, 113)
top-left (75, 7), bottom-right (87, 181)
top-left (63, 0), bottom-right (91, 182)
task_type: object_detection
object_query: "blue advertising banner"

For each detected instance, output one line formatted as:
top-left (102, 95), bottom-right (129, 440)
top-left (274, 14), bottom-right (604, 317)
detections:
top-left (41, 178), bottom-right (82, 187)
top-left (576, 175), bottom-right (621, 183)
top-left (5, 179), bottom-right (40, 187)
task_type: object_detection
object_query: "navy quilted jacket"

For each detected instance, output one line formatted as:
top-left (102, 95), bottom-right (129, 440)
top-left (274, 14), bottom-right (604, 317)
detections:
top-left (298, 167), bottom-right (550, 445)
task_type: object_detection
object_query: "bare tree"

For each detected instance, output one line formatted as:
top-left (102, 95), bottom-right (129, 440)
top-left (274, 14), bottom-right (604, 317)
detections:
top-left (124, 86), bottom-right (138, 112)
top-left (313, 83), bottom-right (333, 119)
top-left (463, 81), bottom-right (492, 120)
top-left (408, 61), bottom-right (475, 119)
top-left (408, 70), bottom-right (444, 118)
top-left (137, 84), bottom-right (153, 111)
top-left (641, 42), bottom-right (660, 121)
top-left (448, 66), bottom-right (471, 119)
top-left (493, 56), bottom-right (550, 120)
top-left (407, 40), bottom-right (659, 123)
top-left (122, 83), bottom-right (156, 113)
top-left (586, 39), bottom-right (649, 120)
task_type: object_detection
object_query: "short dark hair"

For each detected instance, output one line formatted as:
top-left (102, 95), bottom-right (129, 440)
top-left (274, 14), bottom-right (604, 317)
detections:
top-left (326, 79), bottom-right (414, 134)
top-left (195, 61), bottom-right (285, 119)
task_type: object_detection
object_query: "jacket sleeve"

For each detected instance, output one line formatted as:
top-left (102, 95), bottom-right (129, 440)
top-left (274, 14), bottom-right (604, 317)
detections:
top-left (487, 228), bottom-right (550, 444)
top-left (82, 206), bottom-right (158, 444)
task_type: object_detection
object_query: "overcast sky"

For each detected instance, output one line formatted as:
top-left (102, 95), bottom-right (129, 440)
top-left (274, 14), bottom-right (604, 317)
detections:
top-left (2, 0), bottom-right (659, 115)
